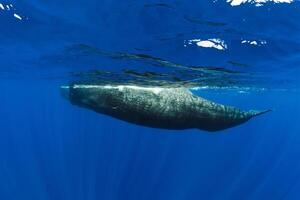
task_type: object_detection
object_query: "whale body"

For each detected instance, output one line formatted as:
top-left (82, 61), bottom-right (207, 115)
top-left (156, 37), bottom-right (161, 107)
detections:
top-left (60, 84), bottom-right (270, 132)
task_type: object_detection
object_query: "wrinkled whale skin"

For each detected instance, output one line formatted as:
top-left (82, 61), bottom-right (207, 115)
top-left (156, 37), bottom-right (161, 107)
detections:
top-left (61, 84), bottom-right (270, 132)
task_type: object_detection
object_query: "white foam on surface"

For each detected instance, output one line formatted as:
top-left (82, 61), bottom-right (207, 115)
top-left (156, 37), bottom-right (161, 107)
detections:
top-left (241, 39), bottom-right (267, 46)
top-left (0, 2), bottom-right (27, 21)
top-left (185, 38), bottom-right (227, 50)
top-left (226, 0), bottom-right (294, 6)
top-left (13, 13), bottom-right (22, 20)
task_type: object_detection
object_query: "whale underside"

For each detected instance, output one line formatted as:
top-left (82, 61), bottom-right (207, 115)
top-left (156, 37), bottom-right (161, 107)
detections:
top-left (60, 84), bottom-right (270, 132)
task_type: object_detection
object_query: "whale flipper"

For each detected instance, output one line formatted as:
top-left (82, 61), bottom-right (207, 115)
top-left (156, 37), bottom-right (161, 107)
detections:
top-left (60, 84), bottom-right (270, 132)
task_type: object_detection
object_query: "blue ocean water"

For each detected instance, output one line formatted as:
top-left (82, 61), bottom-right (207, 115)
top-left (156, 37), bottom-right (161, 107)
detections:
top-left (1, 0), bottom-right (300, 199)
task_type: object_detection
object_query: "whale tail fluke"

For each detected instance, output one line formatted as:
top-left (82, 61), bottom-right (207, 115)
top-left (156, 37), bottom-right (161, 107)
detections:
top-left (249, 109), bottom-right (272, 118)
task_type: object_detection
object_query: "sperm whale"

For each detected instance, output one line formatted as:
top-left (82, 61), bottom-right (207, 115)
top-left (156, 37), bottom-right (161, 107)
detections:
top-left (60, 84), bottom-right (270, 132)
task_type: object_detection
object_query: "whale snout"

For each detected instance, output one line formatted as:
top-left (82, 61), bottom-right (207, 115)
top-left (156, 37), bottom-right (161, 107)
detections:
top-left (60, 86), bottom-right (70, 100)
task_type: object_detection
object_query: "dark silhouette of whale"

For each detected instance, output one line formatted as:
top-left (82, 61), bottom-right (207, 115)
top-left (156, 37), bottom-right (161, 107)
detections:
top-left (60, 84), bottom-right (270, 131)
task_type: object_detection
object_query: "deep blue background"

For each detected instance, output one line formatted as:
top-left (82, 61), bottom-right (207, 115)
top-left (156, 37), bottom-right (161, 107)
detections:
top-left (1, 0), bottom-right (300, 199)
